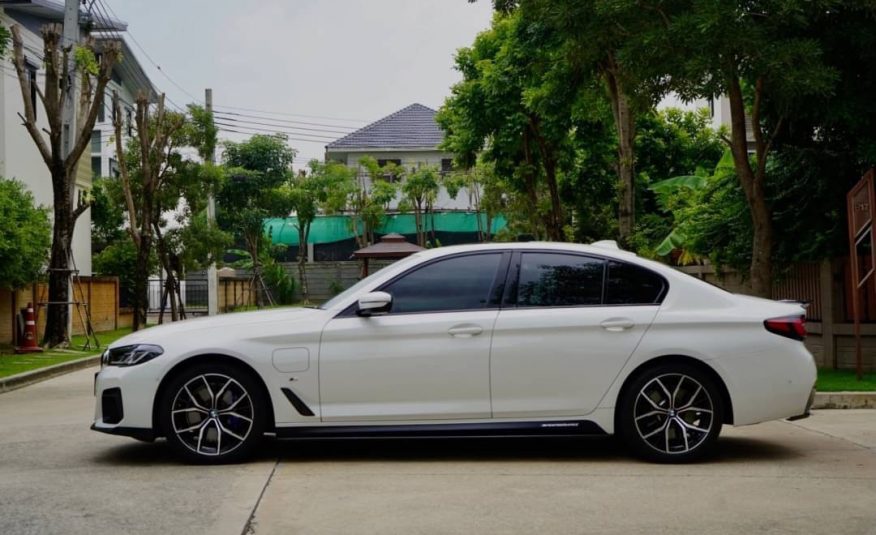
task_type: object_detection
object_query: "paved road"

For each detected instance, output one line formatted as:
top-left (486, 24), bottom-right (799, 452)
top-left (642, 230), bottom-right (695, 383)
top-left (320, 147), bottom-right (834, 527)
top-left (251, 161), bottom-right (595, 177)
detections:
top-left (1, 368), bottom-right (875, 535)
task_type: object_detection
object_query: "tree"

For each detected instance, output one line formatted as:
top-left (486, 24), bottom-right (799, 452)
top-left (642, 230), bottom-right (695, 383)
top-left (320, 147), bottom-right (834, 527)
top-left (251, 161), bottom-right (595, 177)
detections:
top-left (401, 166), bottom-right (441, 247)
top-left (658, 0), bottom-right (838, 296)
top-left (218, 135), bottom-right (296, 307)
top-left (10, 24), bottom-right (120, 346)
top-left (351, 157), bottom-right (399, 248)
top-left (0, 179), bottom-right (51, 290)
top-left (280, 160), bottom-right (352, 302)
top-left (438, 12), bottom-right (570, 241)
top-left (113, 92), bottom-right (187, 330)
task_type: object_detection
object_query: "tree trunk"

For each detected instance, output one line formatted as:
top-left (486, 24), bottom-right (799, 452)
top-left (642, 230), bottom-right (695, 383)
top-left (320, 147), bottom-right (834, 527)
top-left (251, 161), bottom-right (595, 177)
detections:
top-left (43, 170), bottom-right (72, 346)
top-left (727, 78), bottom-right (773, 298)
top-left (132, 234), bottom-right (151, 331)
top-left (297, 224), bottom-right (310, 303)
top-left (603, 63), bottom-right (636, 247)
top-left (529, 117), bottom-right (565, 241)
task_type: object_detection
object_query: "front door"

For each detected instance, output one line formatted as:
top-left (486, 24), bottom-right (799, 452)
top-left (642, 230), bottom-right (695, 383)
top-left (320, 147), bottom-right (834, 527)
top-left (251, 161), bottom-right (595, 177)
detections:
top-left (319, 252), bottom-right (507, 422)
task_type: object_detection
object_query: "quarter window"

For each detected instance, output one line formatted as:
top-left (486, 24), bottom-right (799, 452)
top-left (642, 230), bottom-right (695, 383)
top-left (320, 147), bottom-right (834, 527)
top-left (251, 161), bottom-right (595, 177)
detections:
top-left (517, 253), bottom-right (604, 307)
top-left (382, 253), bottom-right (502, 314)
top-left (604, 260), bottom-right (666, 304)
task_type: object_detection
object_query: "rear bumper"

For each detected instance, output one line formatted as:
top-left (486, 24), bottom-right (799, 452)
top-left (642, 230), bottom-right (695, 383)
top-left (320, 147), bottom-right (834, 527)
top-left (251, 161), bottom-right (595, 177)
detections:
top-left (786, 386), bottom-right (816, 422)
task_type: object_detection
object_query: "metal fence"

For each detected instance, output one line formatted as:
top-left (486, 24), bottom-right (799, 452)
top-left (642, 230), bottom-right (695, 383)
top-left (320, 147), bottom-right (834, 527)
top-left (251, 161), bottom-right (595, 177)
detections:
top-left (145, 278), bottom-right (208, 314)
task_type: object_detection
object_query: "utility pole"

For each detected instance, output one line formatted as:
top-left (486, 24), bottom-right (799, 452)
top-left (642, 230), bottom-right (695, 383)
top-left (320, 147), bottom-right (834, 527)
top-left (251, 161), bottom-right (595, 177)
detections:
top-left (61, 0), bottom-right (81, 336)
top-left (205, 88), bottom-right (218, 316)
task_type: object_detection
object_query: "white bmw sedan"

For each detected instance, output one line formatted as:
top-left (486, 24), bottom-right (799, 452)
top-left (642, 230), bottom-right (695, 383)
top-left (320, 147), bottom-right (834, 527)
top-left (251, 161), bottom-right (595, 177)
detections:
top-left (93, 241), bottom-right (816, 463)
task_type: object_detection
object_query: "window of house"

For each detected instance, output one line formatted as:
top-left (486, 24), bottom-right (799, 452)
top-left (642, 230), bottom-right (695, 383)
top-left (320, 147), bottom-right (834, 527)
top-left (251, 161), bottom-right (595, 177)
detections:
top-left (382, 253), bottom-right (502, 314)
top-left (97, 92), bottom-right (105, 123)
top-left (516, 253), bottom-right (605, 307)
top-left (26, 61), bottom-right (38, 120)
top-left (376, 159), bottom-right (402, 182)
top-left (91, 130), bottom-right (101, 154)
top-left (109, 158), bottom-right (120, 178)
top-left (91, 157), bottom-right (102, 178)
top-left (604, 261), bottom-right (667, 305)
top-left (441, 158), bottom-right (453, 174)
top-left (125, 108), bottom-right (133, 136)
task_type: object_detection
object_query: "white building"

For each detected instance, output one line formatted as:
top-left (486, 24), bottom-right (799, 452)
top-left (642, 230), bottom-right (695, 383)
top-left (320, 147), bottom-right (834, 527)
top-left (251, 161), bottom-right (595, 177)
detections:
top-left (0, 0), bottom-right (135, 276)
top-left (325, 103), bottom-right (473, 211)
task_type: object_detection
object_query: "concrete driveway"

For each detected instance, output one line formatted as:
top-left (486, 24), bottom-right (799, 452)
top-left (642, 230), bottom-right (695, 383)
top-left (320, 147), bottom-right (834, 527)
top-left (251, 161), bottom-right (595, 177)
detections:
top-left (1, 368), bottom-right (874, 535)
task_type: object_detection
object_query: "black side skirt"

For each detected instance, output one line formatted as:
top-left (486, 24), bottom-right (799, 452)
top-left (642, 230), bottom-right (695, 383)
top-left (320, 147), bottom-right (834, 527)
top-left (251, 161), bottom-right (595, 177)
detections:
top-left (275, 420), bottom-right (606, 439)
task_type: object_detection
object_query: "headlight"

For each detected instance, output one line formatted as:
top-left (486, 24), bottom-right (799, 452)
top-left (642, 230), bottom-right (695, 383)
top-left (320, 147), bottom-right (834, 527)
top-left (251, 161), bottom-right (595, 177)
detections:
top-left (102, 344), bottom-right (164, 367)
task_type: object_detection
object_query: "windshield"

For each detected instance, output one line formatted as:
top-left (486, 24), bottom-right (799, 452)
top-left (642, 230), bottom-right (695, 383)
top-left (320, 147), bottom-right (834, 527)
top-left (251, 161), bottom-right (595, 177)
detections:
top-left (318, 254), bottom-right (423, 310)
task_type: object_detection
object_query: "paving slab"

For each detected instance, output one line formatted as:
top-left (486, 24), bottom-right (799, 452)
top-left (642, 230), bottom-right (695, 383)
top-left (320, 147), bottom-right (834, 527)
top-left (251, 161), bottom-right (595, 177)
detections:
top-left (0, 367), bottom-right (275, 535)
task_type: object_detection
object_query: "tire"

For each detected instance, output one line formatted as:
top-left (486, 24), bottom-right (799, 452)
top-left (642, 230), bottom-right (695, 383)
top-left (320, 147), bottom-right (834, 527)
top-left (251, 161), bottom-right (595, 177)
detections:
top-left (618, 363), bottom-right (724, 463)
top-left (159, 363), bottom-right (267, 464)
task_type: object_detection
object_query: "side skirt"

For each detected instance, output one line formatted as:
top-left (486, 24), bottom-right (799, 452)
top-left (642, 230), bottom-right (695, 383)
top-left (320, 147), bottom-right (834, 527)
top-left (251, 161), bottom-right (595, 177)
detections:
top-left (275, 420), bottom-right (606, 439)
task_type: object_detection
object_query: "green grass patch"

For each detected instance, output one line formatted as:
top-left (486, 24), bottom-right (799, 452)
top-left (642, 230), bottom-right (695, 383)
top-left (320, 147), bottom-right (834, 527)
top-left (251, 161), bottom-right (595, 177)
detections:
top-left (817, 368), bottom-right (876, 392)
top-left (0, 327), bottom-right (133, 379)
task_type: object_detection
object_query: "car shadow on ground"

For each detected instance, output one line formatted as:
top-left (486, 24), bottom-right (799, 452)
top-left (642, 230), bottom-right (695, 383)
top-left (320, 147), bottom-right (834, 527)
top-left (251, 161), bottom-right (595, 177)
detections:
top-left (92, 434), bottom-right (802, 466)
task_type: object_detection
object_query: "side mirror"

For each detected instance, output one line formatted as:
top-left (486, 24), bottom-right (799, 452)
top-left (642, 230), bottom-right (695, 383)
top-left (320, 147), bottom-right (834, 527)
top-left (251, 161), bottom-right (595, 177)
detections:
top-left (356, 291), bottom-right (392, 317)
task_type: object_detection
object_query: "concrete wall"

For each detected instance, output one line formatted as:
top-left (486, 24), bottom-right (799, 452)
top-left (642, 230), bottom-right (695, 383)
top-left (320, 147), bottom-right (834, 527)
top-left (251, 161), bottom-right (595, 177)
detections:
top-left (328, 149), bottom-right (475, 211)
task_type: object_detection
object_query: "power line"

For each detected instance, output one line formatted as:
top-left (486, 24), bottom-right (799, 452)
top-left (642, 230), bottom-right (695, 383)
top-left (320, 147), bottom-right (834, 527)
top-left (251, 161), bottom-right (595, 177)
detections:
top-left (216, 126), bottom-right (334, 146)
top-left (212, 113), bottom-right (353, 135)
top-left (96, 0), bottom-right (201, 110)
top-left (212, 103), bottom-right (368, 125)
top-left (213, 121), bottom-right (338, 141)
top-left (212, 110), bottom-right (357, 132)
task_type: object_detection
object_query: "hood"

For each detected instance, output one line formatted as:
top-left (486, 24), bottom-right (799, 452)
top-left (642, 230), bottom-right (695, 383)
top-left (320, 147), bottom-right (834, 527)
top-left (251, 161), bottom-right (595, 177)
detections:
top-left (110, 307), bottom-right (323, 347)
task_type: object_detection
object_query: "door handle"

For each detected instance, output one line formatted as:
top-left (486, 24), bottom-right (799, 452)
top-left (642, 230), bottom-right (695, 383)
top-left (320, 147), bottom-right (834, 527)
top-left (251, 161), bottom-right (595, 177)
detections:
top-left (448, 324), bottom-right (483, 337)
top-left (600, 318), bottom-right (635, 332)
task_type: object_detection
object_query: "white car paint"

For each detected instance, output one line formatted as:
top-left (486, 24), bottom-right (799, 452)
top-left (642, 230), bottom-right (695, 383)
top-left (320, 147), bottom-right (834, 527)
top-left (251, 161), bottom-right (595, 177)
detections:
top-left (92, 242), bottom-right (816, 456)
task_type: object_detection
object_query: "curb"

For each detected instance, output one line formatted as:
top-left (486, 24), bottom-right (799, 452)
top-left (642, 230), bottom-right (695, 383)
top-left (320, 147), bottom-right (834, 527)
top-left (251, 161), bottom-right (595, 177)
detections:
top-left (812, 391), bottom-right (876, 409)
top-left (0, 354), bottom-right (100, 394)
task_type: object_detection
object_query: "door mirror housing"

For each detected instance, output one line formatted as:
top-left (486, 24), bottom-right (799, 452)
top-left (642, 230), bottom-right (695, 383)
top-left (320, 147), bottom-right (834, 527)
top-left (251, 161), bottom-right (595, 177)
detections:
top-left (357, 291), bottom-right (392, 317)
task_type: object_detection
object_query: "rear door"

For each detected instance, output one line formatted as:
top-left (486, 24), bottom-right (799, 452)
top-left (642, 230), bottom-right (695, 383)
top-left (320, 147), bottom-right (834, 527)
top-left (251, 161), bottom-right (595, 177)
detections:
top-left (490, 252), bottom-right (665, 418)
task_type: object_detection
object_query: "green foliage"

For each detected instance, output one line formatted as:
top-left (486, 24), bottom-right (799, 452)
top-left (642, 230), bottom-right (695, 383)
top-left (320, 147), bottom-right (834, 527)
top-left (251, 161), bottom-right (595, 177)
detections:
top-left (0, 25), bottom-right (10, 58)
top-left (93, 239), bottom-right (157, 304)
top-left (352, 156), bottom-right (399, 245)
top-left (90, 177), bottom-right (126, 252)
top-left (73, 45), bottom-right (99, 75)
top-left (0, 179), bottom-right (50, 289)
top-left (261, 260), bottom-right (297, 305)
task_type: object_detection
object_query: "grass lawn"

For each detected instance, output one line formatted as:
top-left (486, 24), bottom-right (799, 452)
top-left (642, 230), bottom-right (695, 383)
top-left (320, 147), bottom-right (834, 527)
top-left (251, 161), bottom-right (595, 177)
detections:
top-left (0, 327), bottom-right (133, 379)
top-left (817, 368), bottom-right (876, 392)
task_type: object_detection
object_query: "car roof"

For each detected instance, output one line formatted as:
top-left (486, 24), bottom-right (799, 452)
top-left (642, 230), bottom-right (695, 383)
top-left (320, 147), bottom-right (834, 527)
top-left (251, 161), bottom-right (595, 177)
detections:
top-left (410, 241), bottom-right (639, 262)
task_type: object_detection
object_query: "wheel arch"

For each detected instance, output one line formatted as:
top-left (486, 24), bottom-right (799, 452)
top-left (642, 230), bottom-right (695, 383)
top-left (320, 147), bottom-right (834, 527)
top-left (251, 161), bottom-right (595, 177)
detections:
top-left (614, 355), bottom-right (734, 427)
top-left (151, 354), bottom-right (276, 437)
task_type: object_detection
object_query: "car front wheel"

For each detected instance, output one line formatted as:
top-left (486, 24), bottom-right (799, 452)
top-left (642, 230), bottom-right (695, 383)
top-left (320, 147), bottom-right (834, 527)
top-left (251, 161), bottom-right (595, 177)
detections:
top-left (619, 364), bottom-right (723, 463)
top-left (160, 363), bottom-right (266, 463)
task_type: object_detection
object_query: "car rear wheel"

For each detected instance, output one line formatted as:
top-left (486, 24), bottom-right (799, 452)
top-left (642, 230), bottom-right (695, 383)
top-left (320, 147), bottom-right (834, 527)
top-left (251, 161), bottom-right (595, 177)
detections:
top-left (619, 364), bottom-right (723, 463)
top-left (160, 363), bottom-right (266, 463)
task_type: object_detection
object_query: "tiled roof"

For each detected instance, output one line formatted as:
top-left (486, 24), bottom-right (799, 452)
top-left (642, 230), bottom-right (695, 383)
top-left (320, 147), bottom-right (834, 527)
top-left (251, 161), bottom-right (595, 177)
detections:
top-left (326, 103), bottom-right (444, 150)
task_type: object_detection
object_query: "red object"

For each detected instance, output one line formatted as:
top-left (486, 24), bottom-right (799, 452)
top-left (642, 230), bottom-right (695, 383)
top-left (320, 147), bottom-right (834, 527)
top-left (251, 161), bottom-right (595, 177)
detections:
top-left (14, 302), bottom-right (43, 354)
top-left (764, 315), bottom-right (807, 341)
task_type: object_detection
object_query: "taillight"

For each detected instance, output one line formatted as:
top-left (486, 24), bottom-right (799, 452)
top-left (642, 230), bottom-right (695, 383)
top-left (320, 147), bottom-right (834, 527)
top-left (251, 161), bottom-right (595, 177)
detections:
top-left (764, 315), bottom-right (806, 341)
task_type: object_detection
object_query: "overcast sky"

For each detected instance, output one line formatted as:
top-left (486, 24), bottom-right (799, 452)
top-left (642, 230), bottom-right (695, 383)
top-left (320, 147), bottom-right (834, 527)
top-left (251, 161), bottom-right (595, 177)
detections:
top-left (105, 0), bottom-right (495, 166)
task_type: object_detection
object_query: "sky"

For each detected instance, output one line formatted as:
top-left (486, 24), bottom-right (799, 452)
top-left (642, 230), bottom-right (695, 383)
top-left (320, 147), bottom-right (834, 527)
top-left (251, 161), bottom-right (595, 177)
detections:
top-left (102, 0), bottom-right (495, 167)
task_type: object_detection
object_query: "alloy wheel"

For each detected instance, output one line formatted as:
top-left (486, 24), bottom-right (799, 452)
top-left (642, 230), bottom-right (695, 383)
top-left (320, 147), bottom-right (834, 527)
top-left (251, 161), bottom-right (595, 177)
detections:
top-left (633, 373), bottom-right (715, 455)
top-left (170, 373), bottom-right (255, 457)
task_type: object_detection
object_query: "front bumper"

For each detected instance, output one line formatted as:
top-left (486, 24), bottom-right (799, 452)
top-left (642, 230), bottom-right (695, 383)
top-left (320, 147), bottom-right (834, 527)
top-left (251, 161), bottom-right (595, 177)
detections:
top-left (90, 423), bottom-right (155, 442)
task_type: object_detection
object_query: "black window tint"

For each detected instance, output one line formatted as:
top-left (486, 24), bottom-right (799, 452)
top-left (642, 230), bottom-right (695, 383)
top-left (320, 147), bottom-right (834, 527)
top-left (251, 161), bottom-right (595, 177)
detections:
top-left (384, 253), bottom-right (502, 313)
top-left (517, 253), bottom-right (604, 307)
top-left (605, 261), bottom-right (665, 305)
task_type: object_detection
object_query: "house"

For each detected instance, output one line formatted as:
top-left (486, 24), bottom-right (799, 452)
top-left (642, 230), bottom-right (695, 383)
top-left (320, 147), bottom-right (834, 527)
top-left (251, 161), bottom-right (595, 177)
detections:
top-left (0, 0), bottom-right (129, 277)
top-left (90, 35), bottom-right (157, 181)
top-left (0, 1), bottom-right (150, 345)
top-left (325, 103), bottom-right (473, 211)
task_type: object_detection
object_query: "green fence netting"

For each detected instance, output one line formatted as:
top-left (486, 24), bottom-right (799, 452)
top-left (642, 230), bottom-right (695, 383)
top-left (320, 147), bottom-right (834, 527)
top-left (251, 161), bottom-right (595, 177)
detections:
top-left (265, 212), bottom-right (507, 246)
